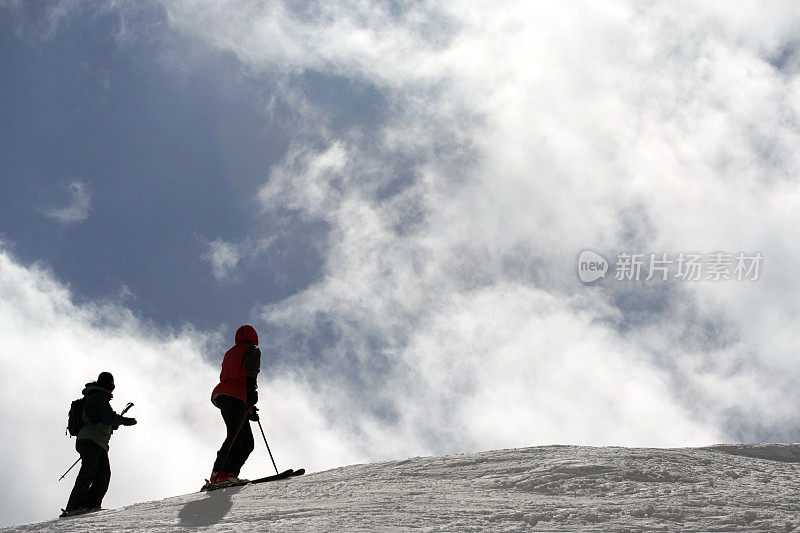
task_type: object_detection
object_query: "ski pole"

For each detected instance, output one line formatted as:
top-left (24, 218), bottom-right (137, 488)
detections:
top-left (59, 402), bottom-right (134, 481)
top-left (59, 458), bottom-right (81, 481)
top-left (211, 406), bottom-right (252, 485)
top-left (256, 418), bottom-right (279, 475)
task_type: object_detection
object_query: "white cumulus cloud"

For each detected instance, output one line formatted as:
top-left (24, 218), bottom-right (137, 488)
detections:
top-left (202, 238), bottom-right (244, 282)
top-left (0, 247), bottom-right (362, 527)
top-left (163, 0), bottom-right (800, 449)
top-left (41, 181), bottom-right (92, 225)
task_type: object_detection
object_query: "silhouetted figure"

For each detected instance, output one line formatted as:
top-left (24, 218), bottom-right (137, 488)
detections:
top-left (63, 372), bottom-right (137, 516)
top-left (206, 325), bottom-right (261, 487)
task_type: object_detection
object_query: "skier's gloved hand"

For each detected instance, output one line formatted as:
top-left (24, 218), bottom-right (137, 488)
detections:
top-left (248, 407), bottom-right (259, 422)
top-left (121, 417), bottom-right (137, 426)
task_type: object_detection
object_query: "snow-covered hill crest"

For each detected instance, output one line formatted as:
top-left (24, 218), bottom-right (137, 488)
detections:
top-left (6, 444), bottom-right (800, 532)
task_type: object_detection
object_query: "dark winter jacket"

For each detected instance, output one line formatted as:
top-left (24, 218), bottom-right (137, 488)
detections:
top-left (76, 383), bottom-right (127, 452)
top-left (212, 325), bottom-right (260, 406)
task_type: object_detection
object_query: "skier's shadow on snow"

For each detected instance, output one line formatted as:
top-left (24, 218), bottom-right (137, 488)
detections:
top-left (178, 486), bottom-right (244, 528)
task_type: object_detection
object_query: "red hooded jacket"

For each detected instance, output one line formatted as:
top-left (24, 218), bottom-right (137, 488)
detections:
top-left (211, 325), bottom-right (260, 404)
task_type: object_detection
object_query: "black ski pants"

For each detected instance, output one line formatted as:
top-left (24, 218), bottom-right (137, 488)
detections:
top-left (212, 395), bottom-right (254, 476)
top-left (66, 440), bottom-right (111, 511)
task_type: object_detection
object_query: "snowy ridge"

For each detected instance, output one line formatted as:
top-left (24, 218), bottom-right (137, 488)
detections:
top-left (6, 444), bottom-right (800, 532)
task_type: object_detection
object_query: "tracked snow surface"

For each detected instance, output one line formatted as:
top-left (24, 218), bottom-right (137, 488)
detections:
top-left (6, 444), bottom-right (800, 532)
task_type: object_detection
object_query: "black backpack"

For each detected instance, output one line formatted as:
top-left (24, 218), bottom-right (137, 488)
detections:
top-left (66, 398), bottom-right (85, 437)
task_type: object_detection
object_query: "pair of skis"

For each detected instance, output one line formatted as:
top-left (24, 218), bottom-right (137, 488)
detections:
top-left (200, 468), bottom-right (305, 491)
top-left (198, 410), bottom-right (305, 491)
top-left (59, 507), bottom-right (104, 518)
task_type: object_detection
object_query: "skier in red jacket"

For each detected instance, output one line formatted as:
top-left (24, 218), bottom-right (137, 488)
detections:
top-left (207, 325), bottom-right (260, 487)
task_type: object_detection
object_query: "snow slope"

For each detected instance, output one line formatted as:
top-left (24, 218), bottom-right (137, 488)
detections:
top-left (5, 444), bottom-right (800, 532)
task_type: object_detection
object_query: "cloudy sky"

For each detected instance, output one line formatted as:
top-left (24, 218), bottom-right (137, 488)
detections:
top-left (2, 0), bottom-right (800, 526)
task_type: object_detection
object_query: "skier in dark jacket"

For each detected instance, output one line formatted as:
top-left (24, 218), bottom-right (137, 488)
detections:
top-left (63, 372), bottom-right (136, 516)
top-left (206, 325), bottom-right (261, 487)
